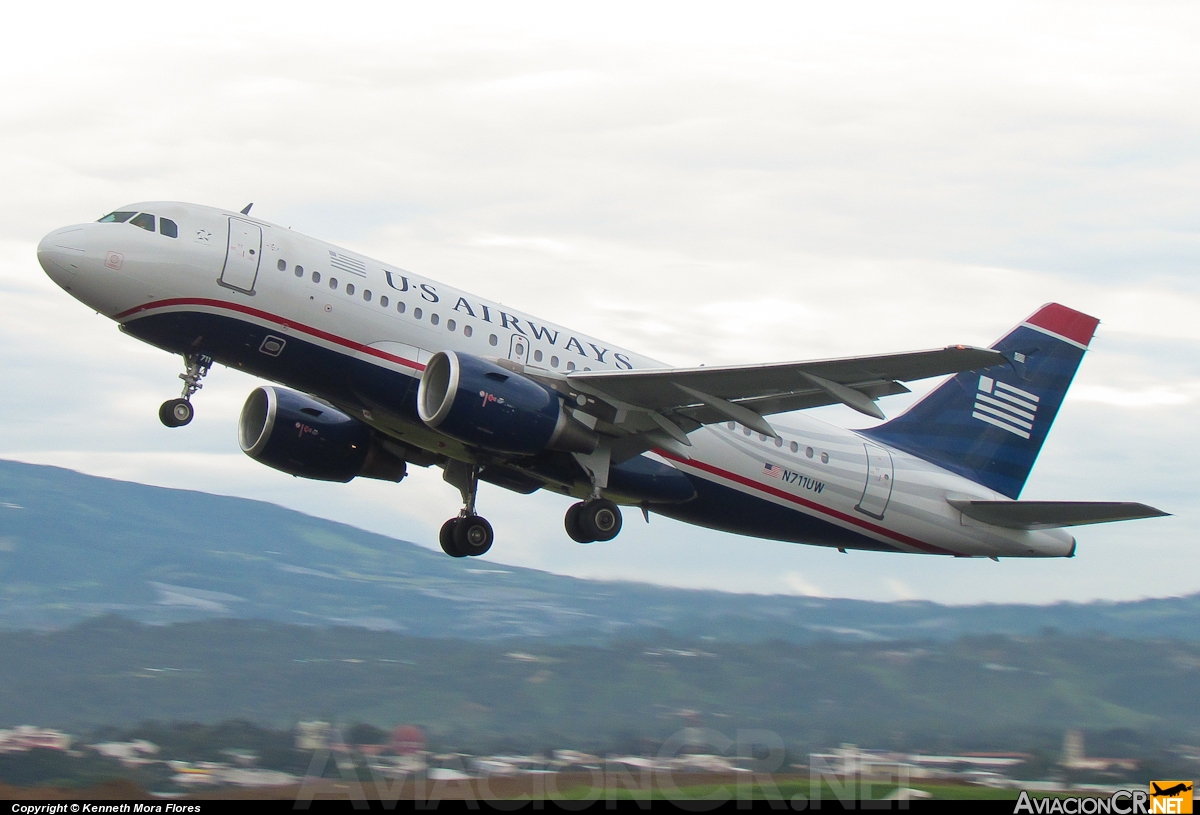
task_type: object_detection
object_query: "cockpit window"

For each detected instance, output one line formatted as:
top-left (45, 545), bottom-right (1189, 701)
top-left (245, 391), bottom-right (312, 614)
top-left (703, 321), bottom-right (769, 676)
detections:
top-left (97, 211), bottom-right (136, 223)
top-left (130, 213), bottom-right (155, 232)
top-left (159, 218), bottom-right (178, 238)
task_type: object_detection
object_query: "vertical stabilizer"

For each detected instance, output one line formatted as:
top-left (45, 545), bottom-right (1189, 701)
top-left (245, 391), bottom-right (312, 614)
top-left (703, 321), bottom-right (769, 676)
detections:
top-left (863, 304), bottom-right (1099, 499)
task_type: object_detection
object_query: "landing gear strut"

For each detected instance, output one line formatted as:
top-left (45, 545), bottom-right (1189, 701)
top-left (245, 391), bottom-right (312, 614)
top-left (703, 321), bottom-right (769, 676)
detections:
top-left (159, 353), bottom-right (212, 428)
top-left (565, 441), bottom-right (623, 543)
top-left (440, 462), bottom-right (494, 558)
top-left (565, 498), bottom-right (623, 543)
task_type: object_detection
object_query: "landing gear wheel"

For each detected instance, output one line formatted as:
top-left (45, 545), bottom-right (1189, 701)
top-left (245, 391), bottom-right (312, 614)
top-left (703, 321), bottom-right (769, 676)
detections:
top-left (565, 503), bottom-right (594, 543)
top-left (581, 499), bottom-right (623, 542)
top-left (453, 515), bottom-right (494, 557)
top-left (159, 399), bottom-right (194, 428)
top-left (439, 518), bottom-right (466, 558)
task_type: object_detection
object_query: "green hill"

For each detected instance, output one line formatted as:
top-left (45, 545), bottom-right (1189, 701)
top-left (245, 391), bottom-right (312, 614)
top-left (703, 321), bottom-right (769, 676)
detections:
top-left (2, 616), bottom-right (1198, 754)
top-left (1, 458), bottom-right (1198, 642)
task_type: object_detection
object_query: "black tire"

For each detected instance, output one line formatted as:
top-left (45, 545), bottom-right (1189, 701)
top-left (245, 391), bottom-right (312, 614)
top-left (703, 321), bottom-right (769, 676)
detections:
top-left (564, 502), bottom-right (593, 543)
top-left (581, 499), bottom-right (622, 542)
top-left (439, 518), bottom-right (466, 558)
top-left (453, 515), bottom-right (494, 557)
top-left (159, 399), bottom-right (193, 428)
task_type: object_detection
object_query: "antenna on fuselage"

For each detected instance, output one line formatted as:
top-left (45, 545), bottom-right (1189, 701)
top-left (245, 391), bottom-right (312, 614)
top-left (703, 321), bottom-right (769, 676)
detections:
top-left (239, 203), bottom-right (253, 215)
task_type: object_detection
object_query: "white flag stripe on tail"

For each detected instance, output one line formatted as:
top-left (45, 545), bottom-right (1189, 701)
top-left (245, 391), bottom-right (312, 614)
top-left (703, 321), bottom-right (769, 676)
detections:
top-left (972, 411), bottom-right (1031, 439)
top-left (995, 380), bottom-right (1039, 403)
top-left (989, 389), bottom-right (1038, 413)
top-left (976, 392), bottom-right (1036, 421)
top-left (973, 401), bottom-right (1034, 430)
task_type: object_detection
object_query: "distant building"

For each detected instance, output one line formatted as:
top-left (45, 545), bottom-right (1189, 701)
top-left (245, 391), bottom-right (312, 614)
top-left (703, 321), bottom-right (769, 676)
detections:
top-left (91, 739), bottom-right (159, 767)
top-left (1061, 730), bottom-right (1138, 773)
top-left (0, 726), bottom-right (72, 753)
top-left (296, 721), bottom-right (331, 751)
top-left (390, 725), bottom-right (426, 756)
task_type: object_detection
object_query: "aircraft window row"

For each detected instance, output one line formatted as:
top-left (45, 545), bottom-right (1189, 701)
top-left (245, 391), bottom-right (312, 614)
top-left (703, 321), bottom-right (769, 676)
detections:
top-left (276, 257), bottom-right (578, 366)
top-left (728, 422), bottom-right (825, 462)
top-left (98, 211), bottom-right (177, 238)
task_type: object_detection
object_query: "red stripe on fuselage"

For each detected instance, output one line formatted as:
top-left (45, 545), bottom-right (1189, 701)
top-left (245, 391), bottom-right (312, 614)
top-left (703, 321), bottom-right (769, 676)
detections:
top-left (113, 297), bottom-right (426, 371)
top-left (656, 449), bottom-right (953, 555)
top-left (116, 299), bottom-right (952, 554)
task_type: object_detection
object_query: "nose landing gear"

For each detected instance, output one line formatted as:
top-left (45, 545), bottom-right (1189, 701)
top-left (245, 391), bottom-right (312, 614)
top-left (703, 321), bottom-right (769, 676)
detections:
top-left (439, 461), bottom-right (494, 558)
top-left (565, 498), bottom-right (623, 543)
top-left (159, 353), bottom-right (212, 428)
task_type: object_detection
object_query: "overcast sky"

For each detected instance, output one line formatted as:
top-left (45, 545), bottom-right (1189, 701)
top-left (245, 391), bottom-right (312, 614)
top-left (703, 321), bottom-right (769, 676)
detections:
top-left (1, 1), bottom-right (1197, 604)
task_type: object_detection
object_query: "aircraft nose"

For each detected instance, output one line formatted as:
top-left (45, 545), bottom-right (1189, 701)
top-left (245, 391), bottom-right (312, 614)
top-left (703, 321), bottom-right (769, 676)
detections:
top-left (37, 226), bottom-right (88, 282)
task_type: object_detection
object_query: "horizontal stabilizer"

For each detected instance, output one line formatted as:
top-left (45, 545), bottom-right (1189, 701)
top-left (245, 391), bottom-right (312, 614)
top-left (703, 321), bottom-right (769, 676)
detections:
top-left (947, 499), bottom-right (1169, 530)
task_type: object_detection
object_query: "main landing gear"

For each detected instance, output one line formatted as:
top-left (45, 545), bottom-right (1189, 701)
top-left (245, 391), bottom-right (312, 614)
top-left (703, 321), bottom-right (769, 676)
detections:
top-left (439, 463), bottom-right (494, 558)
top-left (564, 498), bottom-right (623, 544)
top-left (563, 441), bottom-right (623, 543)
top-left (159, 353), bottom-right (212, 428)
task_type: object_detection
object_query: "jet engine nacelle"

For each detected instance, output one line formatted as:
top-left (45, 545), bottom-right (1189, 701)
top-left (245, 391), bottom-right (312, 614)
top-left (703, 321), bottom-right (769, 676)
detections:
top-left (238, 386), bottom-right (407, 483)
top-left (417, 351), bottom-right (598, 456)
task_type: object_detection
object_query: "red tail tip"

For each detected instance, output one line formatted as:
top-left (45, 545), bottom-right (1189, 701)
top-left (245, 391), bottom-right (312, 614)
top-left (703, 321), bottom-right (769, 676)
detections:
top-left (1025, 303), bottom-right (1099, 347)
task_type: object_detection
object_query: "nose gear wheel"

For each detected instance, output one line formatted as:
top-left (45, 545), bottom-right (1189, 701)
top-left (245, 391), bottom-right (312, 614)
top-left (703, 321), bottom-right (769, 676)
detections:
top-left (159, 353), bottom-right (212, 428)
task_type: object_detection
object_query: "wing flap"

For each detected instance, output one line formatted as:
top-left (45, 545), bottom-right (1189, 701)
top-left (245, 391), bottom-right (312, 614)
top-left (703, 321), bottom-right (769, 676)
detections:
top-left (947, 500), bottom-right (1170, 530)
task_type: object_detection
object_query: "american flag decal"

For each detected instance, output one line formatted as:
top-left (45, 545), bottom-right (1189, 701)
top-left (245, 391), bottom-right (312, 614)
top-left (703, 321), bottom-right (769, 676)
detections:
top-left (972, 376), bottom-right (1038, 439)
top-left (329, 250), bottom-right (367, 277)
top-left (763, 462), bottom-right (783, 479)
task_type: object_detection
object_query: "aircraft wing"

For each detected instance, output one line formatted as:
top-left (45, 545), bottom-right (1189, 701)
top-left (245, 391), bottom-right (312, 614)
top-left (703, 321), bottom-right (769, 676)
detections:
top-left (532, 345), bottom-right (1005, 458)
top-left (947, 500), bottom-right (1170, 530)
top-left (569, 345), bottom-right (1001, 423)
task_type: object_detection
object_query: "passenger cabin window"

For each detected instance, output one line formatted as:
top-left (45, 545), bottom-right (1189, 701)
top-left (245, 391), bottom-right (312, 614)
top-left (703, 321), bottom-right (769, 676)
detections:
top-left (159, 218), bottom-right (178, 238)
top-left (130, 213), bottom-right (155, 232)
top-left (277, 259), bottom-right (287, 272)
top-left (97, 211), bottom-right (136, 223)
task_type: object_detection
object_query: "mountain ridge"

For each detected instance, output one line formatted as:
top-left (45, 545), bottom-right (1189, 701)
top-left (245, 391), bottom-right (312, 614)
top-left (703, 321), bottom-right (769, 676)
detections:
top-left (1, 458), bottom-right (1196, 642)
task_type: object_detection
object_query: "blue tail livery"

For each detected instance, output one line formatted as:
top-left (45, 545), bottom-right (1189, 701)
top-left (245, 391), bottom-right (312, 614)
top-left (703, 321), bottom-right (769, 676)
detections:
top-left (865, 303), bottom-right (1098, 499)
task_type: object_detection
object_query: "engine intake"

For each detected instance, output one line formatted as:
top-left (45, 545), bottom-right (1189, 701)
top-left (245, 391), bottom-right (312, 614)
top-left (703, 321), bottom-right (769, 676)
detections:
top-left (239, 386), bottom-right (407, 482)
top-left (417, 351), bottom-right (598, 455)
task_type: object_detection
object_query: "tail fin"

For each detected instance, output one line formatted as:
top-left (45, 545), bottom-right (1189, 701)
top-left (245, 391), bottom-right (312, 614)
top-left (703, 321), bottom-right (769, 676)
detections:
top-left (864, 304), bottom-right (1099, 499)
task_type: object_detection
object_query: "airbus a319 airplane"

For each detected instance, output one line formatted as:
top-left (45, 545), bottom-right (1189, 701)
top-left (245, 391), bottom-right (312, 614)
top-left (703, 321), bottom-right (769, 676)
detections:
top-left (37, 202), bottom-right (1166, 559)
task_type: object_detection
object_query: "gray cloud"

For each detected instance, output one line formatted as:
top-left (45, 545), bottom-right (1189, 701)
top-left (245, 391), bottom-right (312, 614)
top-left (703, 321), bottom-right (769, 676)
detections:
top-left (1, 0), bottom-right (1196, 603)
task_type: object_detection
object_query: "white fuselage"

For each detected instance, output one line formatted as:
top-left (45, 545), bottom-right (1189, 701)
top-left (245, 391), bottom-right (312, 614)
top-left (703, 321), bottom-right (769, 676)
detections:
top-left (37, 201), bottom-right (1075, 558)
